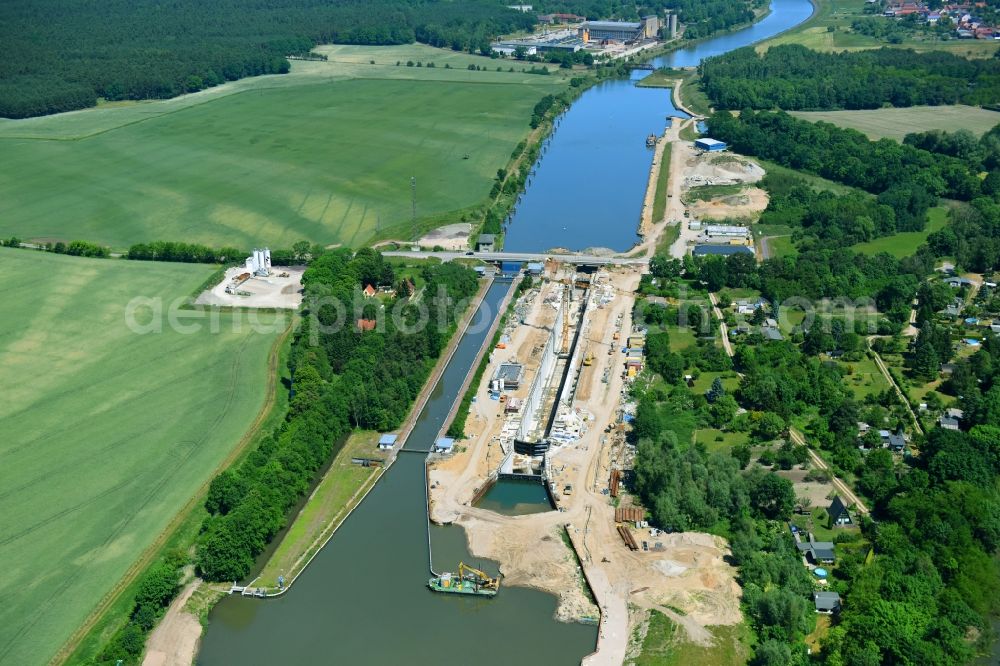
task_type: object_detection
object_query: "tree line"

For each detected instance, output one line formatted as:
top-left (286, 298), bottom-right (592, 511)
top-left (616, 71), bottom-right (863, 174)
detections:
top-left (706, 110), bottom-right (983, 201)
top-left (195, 249), bottom-right (478, 581)
top-left (699, 44), bottom-right (1000, 110)
top-left (0, 0), bottom-right (535, 118)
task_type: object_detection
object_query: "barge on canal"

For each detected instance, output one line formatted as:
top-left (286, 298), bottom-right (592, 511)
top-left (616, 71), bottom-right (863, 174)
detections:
top-left (429, 563), bottom-right (500, 597)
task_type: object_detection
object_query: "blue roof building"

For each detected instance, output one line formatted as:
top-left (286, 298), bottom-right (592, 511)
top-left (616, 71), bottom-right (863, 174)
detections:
top-left (695, 138), bottom-right (727, 152)
top-left (378, 434), bottom-right (398, 450)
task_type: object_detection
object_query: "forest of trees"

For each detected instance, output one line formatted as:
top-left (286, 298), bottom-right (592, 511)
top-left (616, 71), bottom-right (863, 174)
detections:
top-left (195, 249), bottom-right (477, 581)
top-left (706, 110), bottom-right (983, 201)
top-left (0, 0), bottom-right (535, 118)
top-left (699, 44), bottom-right (1000, 110)
top-left (757, 171), bottom-right (925, 247)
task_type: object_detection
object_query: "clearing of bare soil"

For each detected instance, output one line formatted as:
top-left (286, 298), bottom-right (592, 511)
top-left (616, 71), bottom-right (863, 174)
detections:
top-left (688, 187), bottom-right (768, 221)
top-left (685, 154), bottom-right (764, 186)
top-left (414, 222), bottom-right (472, 251)
top-left (143, 581), bottom-right (202, 666)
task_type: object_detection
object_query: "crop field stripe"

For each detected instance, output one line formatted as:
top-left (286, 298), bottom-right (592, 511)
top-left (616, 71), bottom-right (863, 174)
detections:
top-left (0, 72), bottom-right (559, 249)
top-left (0, 249), bottom-right (286, 665)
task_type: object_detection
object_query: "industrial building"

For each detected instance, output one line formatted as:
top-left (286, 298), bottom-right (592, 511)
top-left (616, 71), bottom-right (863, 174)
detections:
top-left (704, 224), bottom-right (750, 240)
top-left (695, 138), bottom-right (727, 152)
top-left (495, 362), bottom-right (524, 390)
top-left (477, 234), bottom-right (496, 251)
top-left (491, 44), bottom-right (537, 56)
top-left (579, 16), bottom-right (659, 43)
top-left (244, 248), bottom-right (271, 276)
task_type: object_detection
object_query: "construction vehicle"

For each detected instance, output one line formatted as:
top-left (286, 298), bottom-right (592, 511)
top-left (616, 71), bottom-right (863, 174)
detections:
top-left (429, 563), bottom-right (500, 597)
top-left (583, 348), bottom-right (593, 366)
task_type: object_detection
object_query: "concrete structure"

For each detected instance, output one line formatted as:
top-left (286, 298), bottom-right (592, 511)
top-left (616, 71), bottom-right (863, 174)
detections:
top-left (579, 16), bottom-right (658, 43)
top-left (477, 234), bottom-right (497, 252)
top-left (244, 247), bottom-right (272, 276)
top-left (378, 434), bottom-right (398, 450)
top-left (667, 13), bottom-right (678, 38)
top-left (496, 362), bottom-right (524, 390)
top-left (507, 4), bottom-right (532, 11)
top-left (694, 138), bottom-right (727, 152)
top-left (516, 302), bottom-right (562, 443)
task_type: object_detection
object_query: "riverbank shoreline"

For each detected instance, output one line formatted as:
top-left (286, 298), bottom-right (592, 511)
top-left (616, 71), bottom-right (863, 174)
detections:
top-left (223, 277), bottom-right (495, 595)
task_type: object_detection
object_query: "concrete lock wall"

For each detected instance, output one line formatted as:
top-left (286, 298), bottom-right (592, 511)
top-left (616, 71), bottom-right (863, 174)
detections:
top-left (516, 297), bottom-right (563, 441)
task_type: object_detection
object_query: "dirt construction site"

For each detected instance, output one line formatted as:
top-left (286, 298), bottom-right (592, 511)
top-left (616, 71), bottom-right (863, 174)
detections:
top-left (428, 263), bottom-right (742, 665)
top-left (195, 266), bottom-right (304, 309)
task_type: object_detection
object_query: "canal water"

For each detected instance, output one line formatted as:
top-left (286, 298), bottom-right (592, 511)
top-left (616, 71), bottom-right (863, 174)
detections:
top-left (198, 2), bottom-right (815, 662)
top-left (502, 0), bottom-right (815, 254)
top-left (474, 478), bottom-right (554, 516)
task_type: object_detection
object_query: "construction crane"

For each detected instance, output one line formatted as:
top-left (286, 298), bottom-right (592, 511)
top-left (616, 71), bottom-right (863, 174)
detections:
top-left (459, 562), bottom-right (501, 591)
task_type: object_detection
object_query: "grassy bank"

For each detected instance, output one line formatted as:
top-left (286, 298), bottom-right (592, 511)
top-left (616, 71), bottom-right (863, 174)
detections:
top-left (637, 69), bottom-right (713, 117)
top-left (0, 249), bottom-right (287, 666)
top-left (0, 44), bottom-right (568, 250)
top-left (252, 432), bottom-right (388, 593)
top-left (632, 611), bottom-right (751, 665)
top-left (652, 142), bottom-right (673, 224)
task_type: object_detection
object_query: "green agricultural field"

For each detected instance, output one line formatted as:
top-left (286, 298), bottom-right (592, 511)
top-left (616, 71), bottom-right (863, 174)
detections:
top-left (0, 44), bottom-right (567, 250)
top-left (790, 106), bottom-right (1000, 141)
top-left (0, 249), bottom-right (284, 666)
top-left (852, 206), bottom-right (949, 257)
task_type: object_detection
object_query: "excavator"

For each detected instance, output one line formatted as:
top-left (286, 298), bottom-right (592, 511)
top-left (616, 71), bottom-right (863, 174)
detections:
top-left (459, 562), bottom-right (501, 592)
top-left (429, 562), bottom-right (501, 596)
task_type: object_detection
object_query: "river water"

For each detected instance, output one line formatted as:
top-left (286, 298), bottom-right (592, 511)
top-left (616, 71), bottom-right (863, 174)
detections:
top-left (197, 2), bottom-right (814, 662)
top-left (503, 0), bottom-right (815, 253)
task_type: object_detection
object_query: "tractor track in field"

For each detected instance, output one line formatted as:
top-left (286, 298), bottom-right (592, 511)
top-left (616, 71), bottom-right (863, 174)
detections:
top-left (47, 321), bottom-right (292, 666)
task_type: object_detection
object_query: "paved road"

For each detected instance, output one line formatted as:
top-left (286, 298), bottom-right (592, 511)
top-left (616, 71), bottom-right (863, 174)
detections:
top-left (382, 249), bottom-right (649, 266)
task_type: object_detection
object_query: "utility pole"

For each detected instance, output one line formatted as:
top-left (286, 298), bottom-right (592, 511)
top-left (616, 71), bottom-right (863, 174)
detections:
top-left (411, 176), bottom-right (417, 223)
